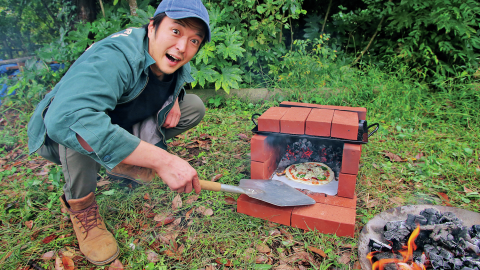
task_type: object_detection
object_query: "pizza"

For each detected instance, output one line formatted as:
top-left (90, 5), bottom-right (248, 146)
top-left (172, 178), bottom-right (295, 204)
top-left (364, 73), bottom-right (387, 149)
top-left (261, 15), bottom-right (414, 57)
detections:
top-left (285, 162), bottom-right (334, 185)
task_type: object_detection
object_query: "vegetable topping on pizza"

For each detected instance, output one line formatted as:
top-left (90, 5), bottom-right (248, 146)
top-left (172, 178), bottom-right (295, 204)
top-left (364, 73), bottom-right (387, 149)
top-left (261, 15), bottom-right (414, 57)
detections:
top-left (285, 162), bottom-right (334, 185)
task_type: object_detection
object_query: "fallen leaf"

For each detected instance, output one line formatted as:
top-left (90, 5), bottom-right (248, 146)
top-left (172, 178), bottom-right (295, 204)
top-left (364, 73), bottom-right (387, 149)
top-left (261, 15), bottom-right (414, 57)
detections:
top-left (269, 229), bottom-right (281, 236)
top-left (62, 256), bottom-right (74, 270)
top-left (464, 186), bottom-right (474, 193)
top-left (215, 258), bottom-right (233, 266)
top-left (97, 180), bottom-right (111, 187)
top-left (211, 174), bottom-right (223, 182)
top-left (185, 195), bottom-right (199, 204)
top-left (25, 220), bottom-right (33, 229)
top-left (205, 265), bottom-right (215, 270)
top-left (384, 151), bottom-right (403, 162)
top-left (237, 133), bottom-right (249, 141)
top-left (185, 208), bottom-right (194, 219)
top-left (415, 152), bottom-right (424, 159)
top-left (279, 228), bottom-right (293, 240)
top-left (256, 242), bottom-right (271, 253)
top-left (108, 259), bottom-right (124, 269)
top-left (285, 251), bottom-right (314, 263)
top-left (42, 234), bottom-right (57, 244)
top-left (372, 163), bottom-right (384, 172)
top-left (337, 251), bottom-right (351, 265)
top-left (197, 206), bottom-right (213, 216)
top-left (158, 232), bottom-right (179, 245)
top-left (307, 246), bottom-right (326, 258)
top-left (172, 194), bottom-right (182, 211)
top-left (437, 192), bottom-right (452, 206)
top-left (146, 250), bottom-right (161, 263)
top-left (163, 249), bottom-right (181, 260)
top-left (274, 265), bottom-right (294, 270)
top-left (41, 251), bottom-right (55, 260)
top-left (255, 254), bottom-right (269, 264)
top-left (144, 193), bottom-right (151, 200)
top-left (224, 196), bottom-right (237, 205)
top-left (55, 256), bottom-right (64, 270)
top-left (154, 214), bottom-right (175, 226)
top-left (353, 261), bottom-right (362, 269)
top-left (366, 199), bottom-right (380, 208)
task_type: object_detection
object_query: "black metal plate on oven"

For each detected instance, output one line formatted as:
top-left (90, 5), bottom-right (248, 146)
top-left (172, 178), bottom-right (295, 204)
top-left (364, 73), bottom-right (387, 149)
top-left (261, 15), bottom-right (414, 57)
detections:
top-left (251, 126), bottom-right (368, 144)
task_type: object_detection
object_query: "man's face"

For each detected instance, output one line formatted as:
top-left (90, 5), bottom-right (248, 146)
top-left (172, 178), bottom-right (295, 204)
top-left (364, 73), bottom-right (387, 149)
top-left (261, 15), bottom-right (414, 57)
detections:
top-left (147, 16), bottom-right (204, 80)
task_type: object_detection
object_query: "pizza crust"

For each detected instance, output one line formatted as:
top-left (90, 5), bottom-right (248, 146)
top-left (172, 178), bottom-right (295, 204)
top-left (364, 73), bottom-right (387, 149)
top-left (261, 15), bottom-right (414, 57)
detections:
top-left (285, 162), bottom-right (335, 186)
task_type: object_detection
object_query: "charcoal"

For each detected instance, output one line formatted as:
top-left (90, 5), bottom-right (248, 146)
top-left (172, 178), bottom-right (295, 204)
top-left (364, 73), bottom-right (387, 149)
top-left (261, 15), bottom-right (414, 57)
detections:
top-left (453, 258), bottom-right (464, 270)
top-left (369, 239), bottom-right (392, 252)
top-left (421, 208), bottom-right (441, 225)
top-left (438, 212), bottom-right (463, 226)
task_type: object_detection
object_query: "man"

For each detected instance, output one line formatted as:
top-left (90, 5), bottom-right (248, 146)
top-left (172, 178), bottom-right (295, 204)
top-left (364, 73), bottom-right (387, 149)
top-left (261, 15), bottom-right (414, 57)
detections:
top-left (27, 0), bottom-right (211, 265)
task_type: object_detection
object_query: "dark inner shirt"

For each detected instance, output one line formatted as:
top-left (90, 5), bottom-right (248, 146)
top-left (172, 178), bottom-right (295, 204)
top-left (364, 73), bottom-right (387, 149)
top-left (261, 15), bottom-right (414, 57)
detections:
top-left (109, 68), bottom-right (177, 133)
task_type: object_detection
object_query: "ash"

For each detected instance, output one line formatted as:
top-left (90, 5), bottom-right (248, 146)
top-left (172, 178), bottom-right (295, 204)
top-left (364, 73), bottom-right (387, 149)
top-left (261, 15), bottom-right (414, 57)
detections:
top-left (276, 138), bottom-right (343, 178)
top-left (371, 208), bottom-right (480, 269)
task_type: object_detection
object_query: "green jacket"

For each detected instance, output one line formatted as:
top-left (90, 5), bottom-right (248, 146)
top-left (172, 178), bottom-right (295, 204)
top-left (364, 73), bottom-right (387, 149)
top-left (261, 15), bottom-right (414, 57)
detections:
top-left (27, 27), bottom-right (195, 170)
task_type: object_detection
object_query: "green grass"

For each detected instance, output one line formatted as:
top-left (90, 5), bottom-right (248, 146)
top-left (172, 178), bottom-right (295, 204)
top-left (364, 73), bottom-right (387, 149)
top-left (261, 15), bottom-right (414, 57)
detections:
top-left (0, 60), bottom-right (479, 269)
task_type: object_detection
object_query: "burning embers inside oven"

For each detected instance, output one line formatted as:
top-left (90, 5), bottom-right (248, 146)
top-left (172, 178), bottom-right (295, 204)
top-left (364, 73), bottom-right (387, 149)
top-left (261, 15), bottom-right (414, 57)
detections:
top-left (366, 208), bottom-right (480, 270)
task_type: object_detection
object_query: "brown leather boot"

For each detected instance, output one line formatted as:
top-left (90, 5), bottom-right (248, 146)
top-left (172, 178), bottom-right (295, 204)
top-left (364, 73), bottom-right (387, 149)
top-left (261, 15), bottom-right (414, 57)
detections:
top-left (106, 164), bottom-right (156, 185)
top-left (60, 192), bottom-right (119, 265)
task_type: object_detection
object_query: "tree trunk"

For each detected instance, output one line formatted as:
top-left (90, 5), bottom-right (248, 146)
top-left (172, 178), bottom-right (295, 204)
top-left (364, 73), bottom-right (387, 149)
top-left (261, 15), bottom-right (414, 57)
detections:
top-left (129, 0), bottom-right (138, 16)
top-left (76, 0), bottom-right (97, 22)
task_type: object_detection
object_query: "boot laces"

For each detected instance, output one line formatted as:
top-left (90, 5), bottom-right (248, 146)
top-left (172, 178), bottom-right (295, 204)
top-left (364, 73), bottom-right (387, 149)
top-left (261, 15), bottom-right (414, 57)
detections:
top-left (70, 201), bottom-right (103, 237)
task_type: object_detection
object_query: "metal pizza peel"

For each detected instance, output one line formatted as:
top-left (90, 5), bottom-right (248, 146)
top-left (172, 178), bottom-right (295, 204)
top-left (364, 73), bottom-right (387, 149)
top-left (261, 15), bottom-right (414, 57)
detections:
top-left (199, 179), bottom-right (315, 207)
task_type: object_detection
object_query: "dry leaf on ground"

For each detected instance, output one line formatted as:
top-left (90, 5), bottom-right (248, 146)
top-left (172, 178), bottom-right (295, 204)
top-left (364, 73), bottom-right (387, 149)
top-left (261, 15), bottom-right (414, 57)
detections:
top-left (211, 174), bottom-right (223, 182)
top-left (353, 261), bottom-right (362, 269)
top-left (464, 186), bottom-right (474, 193)
top-left (154, 213), bottom-right (175, 225)
top-left (25, 220), bottom-right (33, 229)
top-left (0, 251), bottom-right (12, 264)
top-left (274, 265), bottom-right (294, 270)
top-left (41, 251), bottom-right (55, 260)
top-left (55, 256), bottom-right (64, 270)
top-left (97, 180), bottom-right (111, 187)
top-left (256, 242), bottom-right (271, 253)
top-left (144, 193), bottom-right (151, 200)
top-left (108, 259), bottom-right (124, 269)
top-left (366, 199), bottom-right (380, 208)
top-left (42, 234), bottom-right (57, 244)
top-left (197, 206), bottom-right (214, 216)
top-left (185, 195), bottom-right (199, 204)
top-left (172, 194), bottom-right (182, 211)
top-left (237, 133), bottom-right (249, 141)
top-left (255, 254), bottom-right (269, 264)
top-left (337, 251), bottom-right (351, 265)
top-left (307, 246), bottom-right (326, 258)
top-left (269, 229), bottom-right (281, 236)
top-left (384, 151), bottom-right (403, 162)
top-left (437, 192), bottom-right (452, 206)
top-left (279, 228), bottom-right (293, 240)
top-left (224, 196), bottom-right (237, 205)
top-left (61, 256), bottom-right (74, 270)
top-left (146, 250), bottom-right (161, 263)
top-left (285, 252), bottom-right (314, 264)
top-left (215, 258), bottom-right (233, 266)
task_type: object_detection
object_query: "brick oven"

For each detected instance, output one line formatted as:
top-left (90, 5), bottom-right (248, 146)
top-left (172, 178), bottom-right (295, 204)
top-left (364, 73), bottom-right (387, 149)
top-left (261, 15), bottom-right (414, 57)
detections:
top-left (237, 101), bottom-right (378, 237)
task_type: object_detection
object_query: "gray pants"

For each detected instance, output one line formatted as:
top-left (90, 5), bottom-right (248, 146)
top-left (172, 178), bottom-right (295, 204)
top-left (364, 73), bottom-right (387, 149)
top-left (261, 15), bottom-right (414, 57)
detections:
top-left (37, 94), bottom-right (205, 201)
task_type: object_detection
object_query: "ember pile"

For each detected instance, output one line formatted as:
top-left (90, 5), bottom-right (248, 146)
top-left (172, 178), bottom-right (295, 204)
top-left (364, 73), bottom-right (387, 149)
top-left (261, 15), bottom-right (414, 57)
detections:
top-left (367, 208), bottom-right (480, 270)
top-left (276, 138), bottom-right (343, 177)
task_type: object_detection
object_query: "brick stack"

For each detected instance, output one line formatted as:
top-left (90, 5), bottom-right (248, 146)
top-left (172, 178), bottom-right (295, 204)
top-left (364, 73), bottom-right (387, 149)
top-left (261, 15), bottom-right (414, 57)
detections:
top-left (238, 101), bottom-right (367, 237)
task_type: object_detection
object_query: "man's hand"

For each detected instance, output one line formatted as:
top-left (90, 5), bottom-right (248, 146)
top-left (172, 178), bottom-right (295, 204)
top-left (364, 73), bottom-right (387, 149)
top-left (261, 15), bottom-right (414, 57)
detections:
top-left (156, 154), bottom-right (201, 193)
top-left (121, 141), bottom-right (201, 194)
top-left (163, 98), bottom-right (180, 128)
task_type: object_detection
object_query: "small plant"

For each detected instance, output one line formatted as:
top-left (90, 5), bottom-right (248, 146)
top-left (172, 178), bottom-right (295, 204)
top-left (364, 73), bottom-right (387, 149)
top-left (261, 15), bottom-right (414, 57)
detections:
top-left (208, 96), bottom-right (224, 108)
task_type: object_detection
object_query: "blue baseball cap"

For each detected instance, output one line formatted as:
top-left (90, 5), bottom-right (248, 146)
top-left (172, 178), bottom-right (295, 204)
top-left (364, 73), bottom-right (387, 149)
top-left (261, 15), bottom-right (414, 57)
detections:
top-left (154, 0), bottom-right (211, 42)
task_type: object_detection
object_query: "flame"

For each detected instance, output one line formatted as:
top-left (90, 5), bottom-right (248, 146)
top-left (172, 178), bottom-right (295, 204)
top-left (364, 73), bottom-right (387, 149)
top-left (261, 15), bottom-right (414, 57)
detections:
top-left (368, 225), bottom-right (422, 270)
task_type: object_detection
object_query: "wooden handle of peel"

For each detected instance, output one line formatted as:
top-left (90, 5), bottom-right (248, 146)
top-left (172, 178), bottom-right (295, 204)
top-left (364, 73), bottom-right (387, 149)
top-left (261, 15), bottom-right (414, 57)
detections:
top-left (199, 180), bottom-right (222, 192)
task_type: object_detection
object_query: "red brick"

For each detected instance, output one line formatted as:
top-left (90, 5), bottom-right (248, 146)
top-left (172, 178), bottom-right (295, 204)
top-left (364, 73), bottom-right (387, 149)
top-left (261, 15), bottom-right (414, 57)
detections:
top-left (280, 101), bottom-right (367, 120)
top-left (237, 194), bottom-right (293, 226)
top-left (291, 203), bottom-right (355, 237)
top-left (305, 108), bottom-right (334, 137)
top-left (341, 143), bottom-right (362, 175)
top-left (303, 192), bottom-right (357, 209)
top-left (337, 173), bottom-right (357, 199)
top-left (280, 107), bottom-right (312, 134)
top-left (331, 110), bottom-right (359, 140)
top-left (251, 154), bottom-right (278, 179)
top-left (258, 107), bottom-right (289, 132)
top-left (251, 134), bottom-right (275, 162)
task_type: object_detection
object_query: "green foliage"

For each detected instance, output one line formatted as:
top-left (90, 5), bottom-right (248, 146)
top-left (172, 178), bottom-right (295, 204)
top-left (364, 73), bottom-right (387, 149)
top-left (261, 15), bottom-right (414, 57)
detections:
top-left (191, 0), bottom-right (306, 93)
top-left (0, 0), bottom-right (76, 59)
